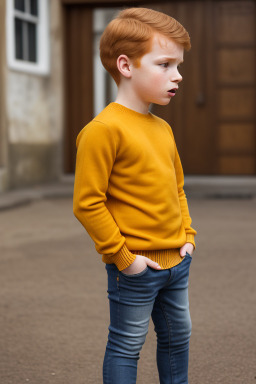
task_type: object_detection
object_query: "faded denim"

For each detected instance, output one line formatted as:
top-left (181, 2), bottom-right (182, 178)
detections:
top-left (103, 252), bottom-right (192, 384)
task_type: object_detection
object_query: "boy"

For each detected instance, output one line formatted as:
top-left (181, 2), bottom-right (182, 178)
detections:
top-left (73, 7), bottom-right (197, 384)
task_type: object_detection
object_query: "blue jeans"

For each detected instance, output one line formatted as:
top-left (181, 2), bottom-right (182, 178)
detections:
top-left (103, 252), bottom-right (192, 384)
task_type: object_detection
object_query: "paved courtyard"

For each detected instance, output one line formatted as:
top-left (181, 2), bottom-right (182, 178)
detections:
top-left (1, 195), bottom-right (256, 383)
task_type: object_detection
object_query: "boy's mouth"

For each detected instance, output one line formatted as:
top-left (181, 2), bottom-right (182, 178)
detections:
top-left (168, 88), bottom-right (177, 97)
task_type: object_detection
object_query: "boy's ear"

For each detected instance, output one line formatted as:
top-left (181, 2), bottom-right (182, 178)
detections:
top-left (116, 55), bottom-right (132, 79)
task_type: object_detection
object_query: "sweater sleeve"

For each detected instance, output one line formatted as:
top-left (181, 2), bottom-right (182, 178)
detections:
top-left (73, 120), bottom-right (136, 270)
top-left (172, 135), bottom-right (197, 249)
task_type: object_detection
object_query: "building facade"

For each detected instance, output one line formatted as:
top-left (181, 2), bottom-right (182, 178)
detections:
top-left (0, 0), bottom-right (255, 192)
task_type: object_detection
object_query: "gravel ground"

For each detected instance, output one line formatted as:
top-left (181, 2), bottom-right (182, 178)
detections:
top-left (1, 196), bottom-right (256, 384)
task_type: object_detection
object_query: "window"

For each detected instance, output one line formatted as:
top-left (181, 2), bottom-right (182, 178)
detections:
top-left (6, 0), bottom-right (50, 75)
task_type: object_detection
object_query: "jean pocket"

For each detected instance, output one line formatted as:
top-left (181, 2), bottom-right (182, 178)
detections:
top-left (185, 252), bottom-right (192, 258)
top-left (120, 266), bottom-right (149, 278)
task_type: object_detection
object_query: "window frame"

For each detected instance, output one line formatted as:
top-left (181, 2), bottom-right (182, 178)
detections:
top-left (6, 0), bottom-right (50, 76)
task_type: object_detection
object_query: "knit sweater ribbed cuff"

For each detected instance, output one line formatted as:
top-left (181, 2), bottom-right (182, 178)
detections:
top-left (108, 244), bottom-right (137, 271)
top-left (186, 234), bottom-right (196, 250)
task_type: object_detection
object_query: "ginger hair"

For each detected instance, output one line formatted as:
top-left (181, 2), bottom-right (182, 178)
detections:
top-left (100, 7), bottom-right (191, 85)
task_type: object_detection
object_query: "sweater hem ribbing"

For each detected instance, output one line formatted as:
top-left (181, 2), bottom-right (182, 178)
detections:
top-left (130, 249), bottom-right (184, 269)
top-left (102, 247), bottom-right (184, 271)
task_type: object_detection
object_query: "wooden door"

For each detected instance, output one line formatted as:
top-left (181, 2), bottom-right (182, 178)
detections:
top-left (63, 0), bottom-right (256, 175)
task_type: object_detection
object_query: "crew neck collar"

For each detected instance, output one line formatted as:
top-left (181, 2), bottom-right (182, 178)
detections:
top-left (109, 102), bottom-right (153, 119)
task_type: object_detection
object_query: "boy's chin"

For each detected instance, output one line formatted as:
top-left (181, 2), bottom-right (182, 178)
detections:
top-left (154, 99), bottom-right (172, 106)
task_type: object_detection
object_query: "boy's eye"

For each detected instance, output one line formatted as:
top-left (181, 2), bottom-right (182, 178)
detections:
top-left (159, 62), bottom-right (169, 68)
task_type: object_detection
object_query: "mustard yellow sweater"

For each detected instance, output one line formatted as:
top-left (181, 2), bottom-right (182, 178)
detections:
top-left (73, 102), bottom-right (196, 271)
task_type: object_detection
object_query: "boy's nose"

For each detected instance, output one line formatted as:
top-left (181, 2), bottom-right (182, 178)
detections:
top-left (174, 72), bottom-right (183, 83)
top-left (171, 69), bottom-right (183, 83)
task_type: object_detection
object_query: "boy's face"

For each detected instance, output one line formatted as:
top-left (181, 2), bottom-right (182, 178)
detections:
top-left (129, 33), bottom-right (184, 108)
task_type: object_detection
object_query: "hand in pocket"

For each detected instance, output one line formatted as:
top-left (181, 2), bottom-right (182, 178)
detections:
top-left (121, 255), bottom-right (161, 275)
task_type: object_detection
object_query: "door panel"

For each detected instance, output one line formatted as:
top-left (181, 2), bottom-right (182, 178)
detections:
top-left (219, 156), bottom-right (255, 175)
top-left (217, 49), bottom-right (255, 84)
top-left (219, 89), bottom-right (255, 119)
top-left (219, 123), bottom-right (255, 152)
top-left (216, 1), bottom-right (255, 45)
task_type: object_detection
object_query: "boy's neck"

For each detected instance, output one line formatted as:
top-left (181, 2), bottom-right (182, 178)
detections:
top-left (115, 88), bottom-right (151, 115)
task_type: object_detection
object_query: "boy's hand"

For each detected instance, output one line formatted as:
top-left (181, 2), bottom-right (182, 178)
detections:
top-left (180, 242), bottom-right (194, 257)
top-left (121, 255), bottom-right (161, 275)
